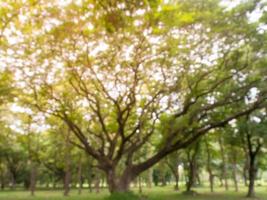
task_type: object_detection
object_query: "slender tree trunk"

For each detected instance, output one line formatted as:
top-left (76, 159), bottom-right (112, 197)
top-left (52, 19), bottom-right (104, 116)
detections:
top-left (0, 181), bottom-right (4, 190)
top-left (0, 170), bottom-right (5, 190)
top-left (219, 137), bottom-right (228, 191)
top-left (161, 173), bottom-right (166, 186)
top-left (53, 179), bottom-right (57, 189)
top-left (232, 164), bottom-right (238, 192)
top-left (88, 177), bottom-right (93, 193)
top-left (174, 170), bottom-right (179, 191)
top-left (45, 182), bottom-right (49, 189)
top-left (138, 176), bottom-right (142, 193)
top-left (205, 139), bottom-right (214, 192)
top-left (95, 177), bottom-right (100, 193)
top-left (247, 155), bottom-right (256, 198)
top-left (77, 156), bottom-right (83, 195)
top-left (243, 166), bottom-right (248, 186)
top-left (166, 160), bottom-right (179, 191)
top-left (29, 162), bottom-right (37, 196)
top-left (231, 148), bottom-right (238, 192)
top-left (219, 177), bottom-right (223, 187)
top-left (10, 171), bottom-right (16, 190)
top-left (245, 129), bottom-right (262, 198)
top-left (64, 167), bottom-right (71, 196)
top-left (147, 168), bottom-right (153, 188)
top-left (186, 160), bottom-right (195, 192)
top-left (63, 130), bottom-right (71, 196)
top-left (208, 171), bottom-right (214, 193)
top-left (186, 142), bottom-right (199, 192)
top-left (243, 152), bottom-right (249, 186)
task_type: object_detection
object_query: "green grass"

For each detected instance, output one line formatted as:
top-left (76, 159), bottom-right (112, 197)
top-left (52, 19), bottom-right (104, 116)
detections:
top-left (0, 186), bottom-right (267, 200)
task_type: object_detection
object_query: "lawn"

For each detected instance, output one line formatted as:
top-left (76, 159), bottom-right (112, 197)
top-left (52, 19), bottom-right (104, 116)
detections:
top-left (0, 186), bottom-right (267, 200)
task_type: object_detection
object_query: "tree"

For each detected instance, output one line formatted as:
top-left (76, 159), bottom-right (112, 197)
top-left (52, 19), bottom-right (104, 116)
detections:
top-left (238, 113), bottom-right (267, 198)
top-left (204, 135), bottom-right (218, 193)
top-left (185, 141), bottom-right (201, 193)
top-left (218, 134), bottom-right (229, 190)
top-left (6, 0), bottom-right (267, 193)
top-left (0, 132), bottom-right (28, 189)
top-left (165, 151), bottom-right (181, 191)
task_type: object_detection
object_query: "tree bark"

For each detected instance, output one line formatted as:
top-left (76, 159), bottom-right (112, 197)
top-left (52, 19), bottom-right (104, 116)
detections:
top-left (245, 129), bottom-right (261, 198)
top-left (186, 142), bottom-right (199, 192)
top-left (138, 176), bottom-right (142, 193)
top-left (205, 139), bottom-right (214, 192)
top-left (232, 163), bottom-right (238, 192)
top-left (29, 162), bottom-right (37, 196)
top-left (105, 168), bottom-right (134, 193)
top-left (231, 147), bottom-right (238, 192)
top-left (166, 160), bottom-right (179, 191)
top-left (9, 171), bottom-right (16, 190)
top-left (63, 130), bottom-right (71, 196)
top-left (147, 168), bottom-right (153, 188)
top-left (77, 156), bottom-right (83, 195)
top-left (161, 173), bottom-right (167, 186)
top-left (0, 170), bottom-right (5, 190)
top-left (243, 160), bottom-right (249, 187)
top-left (219, 137), bottom-right (228, 191)
top-left (186, 160), bottom-right (197, 192)
top-left (95, 176), bottom-right (100, 193)
top-left (247, 155), bottom-right (256, 198)
top-left (64, 164), bottom-right (71, 196)
top-left (174, 170), bottom-right (179, 191)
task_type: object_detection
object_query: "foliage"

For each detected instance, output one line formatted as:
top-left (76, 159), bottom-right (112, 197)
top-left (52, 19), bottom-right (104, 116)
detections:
top-left (0, 0), bottom-right (267, 194)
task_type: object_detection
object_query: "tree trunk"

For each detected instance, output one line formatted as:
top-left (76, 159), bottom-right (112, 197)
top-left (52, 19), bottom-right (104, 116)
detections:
top-left (95, 177), bottom-right (100, 193)
top-left (88, 177), bottom-right (93, 193)
top-left (166, 160), bottom-right (179, 191)
top-left (243, 165), bottom-right (248, 186)
top-left (174, 171), bottom-right (179, 191)
top-left (29, 162), bottom-right (37, 196)
top-left (138, 176), bottom-right (142, 193)
top-left (106, 169), bottom-right (133, 193)
top-left (63, 130), bottom-right (71, 196)
top-left (64, 168), bottom-right (71, 196)
top-left (245, 130), bottom-right (261, 198)
top-left (147, 168), bottom-right (153, 188)
top-left (208, 171), bottom-right (214, 193)
top-left (232, 163), bottom-right (238, 192)
top-left (247, 155), bottom-right (256, 198)
top-left (229, 145), bottom-right (239, 192)
top-left (219, 137), bottom-right (228, 191)
top-left (186, 160), bottom-right (195, 192)
top-left (10, 171), bottom-right (16, 190)
top-left (53, 179), bottom-right (57, 189)
top-left (243, 152), bottom-right (249, 186)
top-left (0, 171), bottom-right (5, 190)
top-left (186, 143), bottom-right (199, 192)
top-left (77, 156), bottom-right (83, 195)
top-left (205, 139), bottom-right (214, 192)
top-left (0, 181), bottom-right (4, 190)
top-left (161, 173), bottom-right (166, 186)
top-left (186, 150), bottom-right (200, 192)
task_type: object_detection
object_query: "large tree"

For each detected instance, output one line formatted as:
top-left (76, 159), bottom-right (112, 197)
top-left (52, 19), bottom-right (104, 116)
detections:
top-left (6, 0), bottom-right (267, 193)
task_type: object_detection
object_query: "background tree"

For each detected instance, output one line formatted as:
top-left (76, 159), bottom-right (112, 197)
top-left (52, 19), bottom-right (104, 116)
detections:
top-left (237, 113), bottom-right (267, 198)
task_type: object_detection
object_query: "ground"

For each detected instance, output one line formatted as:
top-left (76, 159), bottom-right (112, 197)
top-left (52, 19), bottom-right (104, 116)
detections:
top-left (0, 186), bottom-right (267, 200)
